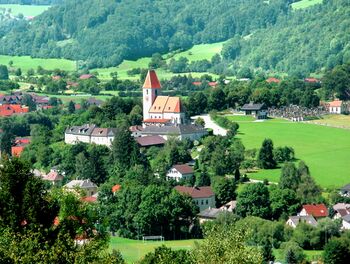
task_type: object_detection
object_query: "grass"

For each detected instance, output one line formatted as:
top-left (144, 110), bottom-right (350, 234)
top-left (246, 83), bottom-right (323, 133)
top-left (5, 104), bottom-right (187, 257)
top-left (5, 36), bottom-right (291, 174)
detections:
top-left (109, 237), bottom-right (199, 263)
top-left (274, 249), bottom-right (323, 262)
top-left (291, 0), bottom-right (323, 10)
top-left (225, 116), bottom-right (350, 188)
top-left (0, 4), bottom-right (50, 17)
top-left (0, 55), bottom-right (76, 72)
top-left (309, 114), bottom-right (350, 129)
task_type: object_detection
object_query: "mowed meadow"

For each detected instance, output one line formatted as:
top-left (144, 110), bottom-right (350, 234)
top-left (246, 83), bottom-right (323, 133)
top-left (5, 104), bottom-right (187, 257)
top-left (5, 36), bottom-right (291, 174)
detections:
top-left (227, 116), bottom-right (350, 188)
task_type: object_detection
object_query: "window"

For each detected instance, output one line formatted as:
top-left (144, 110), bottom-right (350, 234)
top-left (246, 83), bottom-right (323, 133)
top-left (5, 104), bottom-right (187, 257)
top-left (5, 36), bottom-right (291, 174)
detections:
top-left (206, 200), bottom-right (208, 205)
top-left (146, 90), bottom-right (149, 95)
top-left (201, 200), bottom-right (204, 205)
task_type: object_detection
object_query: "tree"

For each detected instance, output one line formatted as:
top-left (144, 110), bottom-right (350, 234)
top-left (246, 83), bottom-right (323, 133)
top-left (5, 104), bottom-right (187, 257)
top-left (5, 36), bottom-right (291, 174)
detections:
top-left (0, 65), bottom-right (9, 80)
top-left (236, 183), bottom-right (271, 219)
top-left (258, 139), bottom-right (276, 169)
top-left (279, 162), bottom-right (300, 191)
top-left (140, 245), bottom-right (192, 264)
top-left (194, 117), bottom-right (205, 127)
top-left (213, 178), bottom-right (236, 207)
top-left (281, 241), bottom-right (305, 264)
top-left (296, 161), bottom-right (322, 204)
top-left (273, 146), bottom-right (294, 163)
top-left (323, 236), bottom-right (350, 264)
top-left (195, 171), bottom-right (211, 187)
top-left (261, 239), bottom-right (275, 263)
top-left (68, 100), bottom-right (75, 113)
top-left (15, 68), bottom-right (22, 77)
top-left (269, 185), bottom-right (300, 220)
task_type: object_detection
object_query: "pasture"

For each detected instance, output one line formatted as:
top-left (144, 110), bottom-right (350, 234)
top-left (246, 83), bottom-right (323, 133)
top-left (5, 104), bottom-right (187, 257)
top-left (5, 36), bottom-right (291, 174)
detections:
top-left (308, 114), bottom-right (350, 129)
top-left (226, 115), bottom-right (350, 188)
top-left (109, 237), bottom-right (199, 263)
top-left (0, 4), bottom-right (50, 16)
top-left (291, 0), bottom-right (323, 10)
top-left (0, 55), bottom-right (76, 72)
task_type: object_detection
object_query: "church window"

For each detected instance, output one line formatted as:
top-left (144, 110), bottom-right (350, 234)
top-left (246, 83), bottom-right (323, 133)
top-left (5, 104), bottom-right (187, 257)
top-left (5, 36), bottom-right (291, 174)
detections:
top-left (146, 90), bottom-right (148, 95)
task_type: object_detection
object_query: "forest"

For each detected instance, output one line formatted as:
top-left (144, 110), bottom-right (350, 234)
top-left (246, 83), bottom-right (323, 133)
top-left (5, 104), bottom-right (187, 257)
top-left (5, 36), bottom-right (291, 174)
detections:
top-left (0, 0), bottom-right (290, 68)
top-left (0, 0), bottom-right (61, 4)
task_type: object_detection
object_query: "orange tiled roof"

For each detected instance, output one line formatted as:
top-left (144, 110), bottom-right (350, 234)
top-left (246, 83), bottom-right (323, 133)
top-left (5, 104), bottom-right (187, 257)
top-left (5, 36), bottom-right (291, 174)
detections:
top-left (149, 96), bottom-right (181, 114)
top-left (302, 204), bottom-right (328, 218)
top-left (143, 70), bottom-right (161, 89)
top-left (149, 96), bottom-right (168, 113)
top-left (164, 97), bottom-right (181, 113)
top-left (0, 104), bottom-right (29, 117)
top-left (266, 77), bottom-right (280, 83)
top-left (143, 118), bottom-right (171, 123)
top-left (112, 184), bottom-right (121, 193)
top-left (329, 100), bottom-right (343, 107)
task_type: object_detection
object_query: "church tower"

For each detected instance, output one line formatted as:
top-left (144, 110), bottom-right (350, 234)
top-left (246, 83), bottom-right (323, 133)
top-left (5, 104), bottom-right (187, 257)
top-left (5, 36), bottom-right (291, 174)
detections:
top-left (142, 70), bottom-right (161, 121)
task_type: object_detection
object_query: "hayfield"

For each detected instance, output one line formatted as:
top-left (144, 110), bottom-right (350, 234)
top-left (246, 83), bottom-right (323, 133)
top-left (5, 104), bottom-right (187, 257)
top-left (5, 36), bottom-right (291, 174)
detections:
top-left (0, 55), bottom-right (76, 72)
top-left (291, 0), bottom-right (323, 10)
top-left (0, 4), bottom-right (50, 16)
top-left (226, 115), bottom-right (350, 188)
top-left (109, 237), bottom-right (199, 263)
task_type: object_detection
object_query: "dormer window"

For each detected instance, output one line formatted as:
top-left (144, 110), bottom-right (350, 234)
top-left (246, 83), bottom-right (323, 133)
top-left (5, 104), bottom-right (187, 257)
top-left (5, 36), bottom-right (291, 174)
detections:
top-left (158, 106), bottom-right (161, 110)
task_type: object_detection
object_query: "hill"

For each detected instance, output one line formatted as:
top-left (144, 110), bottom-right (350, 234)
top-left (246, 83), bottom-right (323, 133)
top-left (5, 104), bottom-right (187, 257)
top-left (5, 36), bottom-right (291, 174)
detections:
top-left (0, 0), bottom-right (289, 68)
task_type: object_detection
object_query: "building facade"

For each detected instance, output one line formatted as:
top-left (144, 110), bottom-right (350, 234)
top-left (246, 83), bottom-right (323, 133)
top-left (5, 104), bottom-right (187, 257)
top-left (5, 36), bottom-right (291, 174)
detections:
top-left (174, 186), bottom-right (216, 212)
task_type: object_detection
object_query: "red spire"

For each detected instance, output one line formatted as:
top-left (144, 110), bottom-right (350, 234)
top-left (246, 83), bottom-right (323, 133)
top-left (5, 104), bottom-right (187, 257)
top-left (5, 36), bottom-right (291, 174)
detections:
top-left (143, 70), bottom-right (161, 89)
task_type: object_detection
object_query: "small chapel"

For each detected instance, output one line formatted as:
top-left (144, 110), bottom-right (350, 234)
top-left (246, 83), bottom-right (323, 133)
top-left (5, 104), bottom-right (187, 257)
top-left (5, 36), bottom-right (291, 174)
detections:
top-left (142, 70), bottom-right (186, 126)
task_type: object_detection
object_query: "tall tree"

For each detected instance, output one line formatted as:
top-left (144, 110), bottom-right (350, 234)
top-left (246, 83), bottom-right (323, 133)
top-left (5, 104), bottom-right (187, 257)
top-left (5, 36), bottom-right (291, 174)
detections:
top-left (279, 162), bottom-right (300, 191)
top-left (0, 65), bottom-right (9, 80)
top-left (258, 139), bottom-right (276, 169)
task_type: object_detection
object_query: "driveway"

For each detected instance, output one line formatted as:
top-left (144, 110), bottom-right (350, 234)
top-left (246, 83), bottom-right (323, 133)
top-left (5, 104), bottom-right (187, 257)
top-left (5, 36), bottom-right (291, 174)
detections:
top-left (191, 114), bottom-right (227, 136)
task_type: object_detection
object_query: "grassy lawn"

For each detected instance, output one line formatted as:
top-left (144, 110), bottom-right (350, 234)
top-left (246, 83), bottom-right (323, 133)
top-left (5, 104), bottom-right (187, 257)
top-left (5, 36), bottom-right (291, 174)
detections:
top-left (291, 0), bottom-right (323, 10)
top-left (0, 4), bottom-right (50, 16)
top-left (274, 249), bottom-right (323, 262)
top-left (0, 55), bottom-right (76, 72)
top-left (109, 237), bottom-right (199, 263)
top-left (225, 116), bottom-right (350, 188)
top-left (309, 114), bottom-right (350, 129)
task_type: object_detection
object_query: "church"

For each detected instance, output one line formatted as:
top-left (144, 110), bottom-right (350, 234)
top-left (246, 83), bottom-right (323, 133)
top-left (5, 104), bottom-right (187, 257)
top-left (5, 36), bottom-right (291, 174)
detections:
top-left (142, 70), bottom-right (186, 126)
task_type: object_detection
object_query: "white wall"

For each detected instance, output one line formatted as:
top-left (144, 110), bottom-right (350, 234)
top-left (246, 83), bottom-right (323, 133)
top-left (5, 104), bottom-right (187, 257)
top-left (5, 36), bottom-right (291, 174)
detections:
top-left (65, 133), bottom-right (91, 144)
top-left (193, 196), bottom-right (216, 212)
top-left (166, 168), bottom-right (193, 182)
top-left (342, 220), bottom-right (350, 230)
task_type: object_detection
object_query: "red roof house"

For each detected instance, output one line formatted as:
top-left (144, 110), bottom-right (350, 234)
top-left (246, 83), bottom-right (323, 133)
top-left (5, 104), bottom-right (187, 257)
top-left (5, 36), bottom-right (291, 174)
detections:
top-left (266, 77), bottom-right (280, 84)
top-left (174, 186), bottom-right (216, 211)
top-left (135, 135), bottom-right (166, 147)
top-left (79, 74), bottom-right (94, 80)
top-left (299, 204), bottom-right (328, 219)
top-left (11, 137), bottom-right (31, 157)
top-left (0, 104), bottom-right (29, 117)
top-left (304, 78), bottom-right (320, 83)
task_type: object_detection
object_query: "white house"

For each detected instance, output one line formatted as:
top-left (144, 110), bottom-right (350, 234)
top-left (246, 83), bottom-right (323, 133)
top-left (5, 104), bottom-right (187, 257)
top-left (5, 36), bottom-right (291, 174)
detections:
top-left (241, 102), bottom-right (267, 119)
top-left (328, 100), bottom-right (345, 114)
top-left (333, 203), bottom-right (350, 219)
top-left (166, 164), bottom-right (194, 182)
top-left (286, 215), bottom-right (318, 228)
top-left (64, 179), bottom-right (98, 196)
top-left (342, 215), bottom-right (350, 230)
top-left (174, 186), bottom-right (215, 212)
top-left (90, 128), bottom-right (117, 147)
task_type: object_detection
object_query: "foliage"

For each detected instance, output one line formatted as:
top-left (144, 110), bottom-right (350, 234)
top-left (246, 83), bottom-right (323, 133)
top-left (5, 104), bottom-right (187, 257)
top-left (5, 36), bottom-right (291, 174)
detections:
top-left (258, 138), bottom-right (276, 169)
top-left (323, 233), bottom-right (350, 264)
top-left (280, 241), bottom-right (305, 264)
top-left (212, 178), bottom-right (236, 207)
top-left (139, 245), bottom-right (193, 264)
top-left (0, 64), bottom-right (9, 79)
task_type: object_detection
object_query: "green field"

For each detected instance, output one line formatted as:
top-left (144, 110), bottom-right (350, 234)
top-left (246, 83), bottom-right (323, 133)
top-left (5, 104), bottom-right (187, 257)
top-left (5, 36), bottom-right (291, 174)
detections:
top-left (274, 249), bottom-right (323, 262)
top-left (0, 55), bottom-right (76, 72)
top-left (109, 237), bottom-right (199, 263)
top-left (0, 4), bottom-right (50, 16)
top-left (309, 114), bottom-right (350, 129)
top-left (291, 0), bottom-right (323, 10)
top-left (226, 116), bottom-right (350, 188)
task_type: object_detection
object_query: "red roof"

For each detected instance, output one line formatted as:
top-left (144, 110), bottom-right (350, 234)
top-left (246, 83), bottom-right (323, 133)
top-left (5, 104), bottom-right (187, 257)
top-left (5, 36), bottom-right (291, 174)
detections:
top-left (174, 186), bottom-right (214, 198)
top-left (14, 137), bottom-right (30, 145)
top-left (208, 82), bottom-right (218, 87)
top-left (135, 135), bottom-right (166, 147)
top-left (304, 78), bottom-right (320, 83)
top-left (112, 184), bottom-right (121, 193)
top-left (0, 104), bottom-right (29, 117)
top-left (266, 77), bottom-right (280, 83)
top-left (143, 118), bottom-right (171, 123)
top-left (173, 164), bottom-right (194, 175)
top-left (79, 74), bottom-right (94, 80)
top-left (81, 196), bottom-right (97, 203)
top-left (11, 146), bottom-right (25, 157)
top-left (52, 75), bottom-right (62, 80)
top-left (302, 204), bottom-right (328, 218)
top-left (143, 70), bottom-right (161, 89)
top-left (329, 100), bottom-right (343, 107)
top-left (44, 170), bottom-right (63, 181)
top-left (192, 81), bottom-right (202, 86)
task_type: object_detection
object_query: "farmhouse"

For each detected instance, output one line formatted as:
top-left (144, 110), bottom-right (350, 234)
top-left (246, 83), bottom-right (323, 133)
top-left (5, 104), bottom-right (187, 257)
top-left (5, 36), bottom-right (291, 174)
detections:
top-left (174, 186), bottom-right (215, 212)
top-left (333, 203), bottom-right (350, 219)
top-left (166, 164), bottom-right (194, 182)
top-left (328, 99), bottom-right (345, 114)
top-left (65, 124), bottom-right (117, 147)
top-left (241, 102), bottom-right (267, 119)
top-left (299, 204), bottom-right (328, 220)
top-left (286, 215), bottom-right (318, 228)
top-left (142, 70), bottom-right (185, 126)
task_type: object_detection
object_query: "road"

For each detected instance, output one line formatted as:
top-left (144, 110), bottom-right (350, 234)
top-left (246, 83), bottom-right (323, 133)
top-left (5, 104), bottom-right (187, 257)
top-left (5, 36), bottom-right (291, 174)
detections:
top-left (191, 114), bottom-right (227, 136)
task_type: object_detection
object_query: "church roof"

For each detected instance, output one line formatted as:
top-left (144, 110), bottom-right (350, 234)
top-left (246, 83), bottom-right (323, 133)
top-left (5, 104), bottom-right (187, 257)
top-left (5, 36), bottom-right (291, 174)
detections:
top-left (149, 96), bottom-right (181, 113)
top-left (143, 70), bottom-right (161, 89)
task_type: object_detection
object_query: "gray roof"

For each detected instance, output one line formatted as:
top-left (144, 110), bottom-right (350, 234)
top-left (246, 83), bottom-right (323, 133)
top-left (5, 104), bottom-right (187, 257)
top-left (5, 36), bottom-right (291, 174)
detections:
top-left (64, 179), bottom-right (97, 189)
top-left (91, 128), bottom-right (117, 137)
top-left (340, 184), bottom-right (350, 192)
top-left (65, 124), bottom-right (97, 136)
top-left (288, 215), bottom-right (318, 227)
top-left (241, 103), bottom-right (265, 111)
top-left (142, 124), bottom-right (207, 136)
top-left (197, 208), bottom-right (222, 219)
top-left (343, 214), bottom-right (350, 223)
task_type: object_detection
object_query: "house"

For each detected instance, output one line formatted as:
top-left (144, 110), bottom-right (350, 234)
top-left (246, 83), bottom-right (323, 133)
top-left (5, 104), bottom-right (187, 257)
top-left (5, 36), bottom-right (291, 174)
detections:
top-left (43, 168), bottom-right (64, 185)
top-left (304, 78), bottom-right (320, 83)
top-left (141, 124), bottom-right (208, 141)
top-left (197, 208), bottom-right (222, 224)
top-left (340, 183), bottom-right (350, 197)
top-left (0, 104), bottom-right (29, 117)
top-left (286, 215), bottom-right (318, 228)
top-left (333, 203), bottom-right (350, 219)
top-left (166, 164), bottom-right (194, 182)
top-left (135, 135), bottom-right (166, 148)
top-left (299, 204), bottom-right (328, 219)
top-left (65, 124), bottom-right (117, 147)
top-left (219, 200), bottom-right (237, 212)
top-left (266, 77), bottom-right (280, 84)
top-left (129, 125), bottom-right (143, 137)
top-left (342, 214), bottom-right (350, 230)
top-left (241, 102), bottom-right (267, 119)
top-left (174, 186), bottom-right (215, 212)
top-left (79, 74), bottom-right (94, 80)
top-left (11, 137), bottom-right (30, 157)
top-left (328, 100), bottom-right (345, 114)
top-left (64, 179), bottom-right (98, 196)
top-left (142, 70), bottom-right (186, 126)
